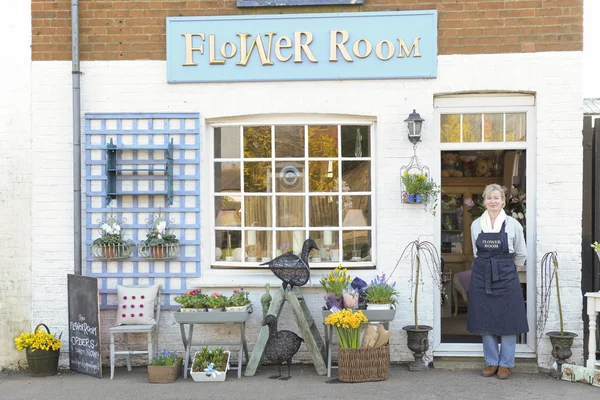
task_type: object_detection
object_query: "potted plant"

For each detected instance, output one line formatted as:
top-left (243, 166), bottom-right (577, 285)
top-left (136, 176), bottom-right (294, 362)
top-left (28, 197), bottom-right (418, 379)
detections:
top-left (401, 172), bottom-right (441, 214)
top-left (140, 213), bottom-right (180, 259)
top-left (175, 289), bottom-right (207, 312)
top-left (190, 346), bottom-right (230, 382)
top-left (148, 349), bottom-right (183, 383)
top-left (396, 239), bottom-right (444, 371)
top-left (539, 251), bottom-right (578, 378)
top-left (205, 292), bottom-right (228, 311)
top-left (225, 288), bottom-right (252, 311)
top-left (91, 215), bottom-right (133, 259)
top-left (14, 323), bottom-right (62, 377)
top-left (320, 265), bottom-right (352, 310)
top-left (365, 273), bottom-right (397, 310)
top-left (325, 309), bottom-right (388, 382)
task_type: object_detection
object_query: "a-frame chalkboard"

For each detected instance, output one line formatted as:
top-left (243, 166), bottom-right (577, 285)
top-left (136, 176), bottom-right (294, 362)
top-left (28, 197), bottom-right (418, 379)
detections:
top-left (68, 274), bottom-right (102, 378)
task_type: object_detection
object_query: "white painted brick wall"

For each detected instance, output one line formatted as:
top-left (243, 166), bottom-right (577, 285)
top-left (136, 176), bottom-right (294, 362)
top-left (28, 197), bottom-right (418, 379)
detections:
top-left (23, 50), bottom-right (584, 370)
top-left (0, 1), bottom-right (33, 369)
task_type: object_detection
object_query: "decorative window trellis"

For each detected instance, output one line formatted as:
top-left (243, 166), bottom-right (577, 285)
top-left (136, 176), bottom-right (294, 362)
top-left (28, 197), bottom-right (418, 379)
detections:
top-left (85, 113), bottom-right (201, 309)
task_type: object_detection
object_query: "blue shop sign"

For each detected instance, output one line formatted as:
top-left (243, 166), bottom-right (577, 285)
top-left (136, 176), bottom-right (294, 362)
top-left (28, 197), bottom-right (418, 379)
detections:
top-left (166, 11), bottom-right (437, 83)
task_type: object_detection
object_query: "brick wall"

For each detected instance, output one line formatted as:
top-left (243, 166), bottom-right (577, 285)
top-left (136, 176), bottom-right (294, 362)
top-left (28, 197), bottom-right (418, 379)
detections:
top-left (31, 0), bottom-right (583, 61)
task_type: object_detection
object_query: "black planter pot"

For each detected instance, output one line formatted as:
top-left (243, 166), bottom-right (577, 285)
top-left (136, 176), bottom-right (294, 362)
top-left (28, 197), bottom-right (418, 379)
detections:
top-left (546, 331), bottom-right (577, 378)
top-left (402, 325), bottom-right (433, 371)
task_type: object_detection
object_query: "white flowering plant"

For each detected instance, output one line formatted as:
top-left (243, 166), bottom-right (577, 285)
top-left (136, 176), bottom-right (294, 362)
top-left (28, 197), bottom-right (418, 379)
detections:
top-left (93, 219), bottom-right (126, 246)
top-left (143, 217), bottom-right (179, 247)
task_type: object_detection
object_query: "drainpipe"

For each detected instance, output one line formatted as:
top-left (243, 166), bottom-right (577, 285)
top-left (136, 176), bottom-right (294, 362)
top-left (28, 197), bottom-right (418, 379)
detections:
top-left (72, 0), bottom-right (82, 275)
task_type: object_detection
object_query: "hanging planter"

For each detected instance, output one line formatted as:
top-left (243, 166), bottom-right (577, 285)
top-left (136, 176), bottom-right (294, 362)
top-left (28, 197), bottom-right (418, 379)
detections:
top-left (91, 215), bottom-right (133, 260)
top-left (140, 212), bottom-right (180, 260)
top-left (399, 148), bottom-right (439, 215)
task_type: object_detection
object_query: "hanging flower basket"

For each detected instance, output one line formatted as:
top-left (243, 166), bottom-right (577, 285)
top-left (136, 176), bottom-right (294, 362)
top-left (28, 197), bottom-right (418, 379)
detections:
top-left (90, 243), bottom-right (133, 260)
top-left (139, 243), bottom-right (180, 259)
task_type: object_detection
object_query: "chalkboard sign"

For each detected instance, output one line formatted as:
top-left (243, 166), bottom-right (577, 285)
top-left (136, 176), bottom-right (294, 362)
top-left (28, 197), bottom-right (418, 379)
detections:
top-left (68, 274), bottom-right (102, 378)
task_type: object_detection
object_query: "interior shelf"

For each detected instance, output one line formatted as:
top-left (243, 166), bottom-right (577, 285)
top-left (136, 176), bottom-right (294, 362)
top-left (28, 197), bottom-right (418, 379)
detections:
top-left (105, 138), bottom-right (174, 205)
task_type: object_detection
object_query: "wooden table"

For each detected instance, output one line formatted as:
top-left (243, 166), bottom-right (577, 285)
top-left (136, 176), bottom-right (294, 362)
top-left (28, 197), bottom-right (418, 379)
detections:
top-left (174, 311), bottom-right (250, 379)
top-left (322, 308), bottom-right (396, 378)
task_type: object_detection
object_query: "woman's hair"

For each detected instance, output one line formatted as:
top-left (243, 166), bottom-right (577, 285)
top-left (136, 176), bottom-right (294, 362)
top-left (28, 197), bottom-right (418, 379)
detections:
top-left (482, 184), bottom-right (506, 208)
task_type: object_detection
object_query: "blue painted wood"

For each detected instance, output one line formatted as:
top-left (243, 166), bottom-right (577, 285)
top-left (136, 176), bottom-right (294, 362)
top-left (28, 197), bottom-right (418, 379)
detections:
top-left (84, 113), bottom-right (201, 309)
top-left (237, 0), bottom-right (363, 6)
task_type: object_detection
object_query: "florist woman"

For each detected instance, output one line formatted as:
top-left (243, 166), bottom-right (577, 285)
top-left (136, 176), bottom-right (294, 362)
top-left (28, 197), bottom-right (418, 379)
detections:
top-left (467, 184), bottom-right (528, 380)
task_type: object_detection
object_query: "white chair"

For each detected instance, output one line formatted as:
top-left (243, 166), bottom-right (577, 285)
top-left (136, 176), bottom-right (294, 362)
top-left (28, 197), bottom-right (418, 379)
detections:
top-left (109, 284), bottom-right (162, 379)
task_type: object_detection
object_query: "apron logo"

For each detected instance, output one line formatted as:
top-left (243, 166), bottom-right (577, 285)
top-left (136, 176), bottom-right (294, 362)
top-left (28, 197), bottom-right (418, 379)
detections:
top-left (481, 239), bottom-right (501, 249)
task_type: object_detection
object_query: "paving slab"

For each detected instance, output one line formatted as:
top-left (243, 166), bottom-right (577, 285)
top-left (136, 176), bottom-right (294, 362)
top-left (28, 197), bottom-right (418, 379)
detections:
top-left (0, 364), bottom-right (598, 400)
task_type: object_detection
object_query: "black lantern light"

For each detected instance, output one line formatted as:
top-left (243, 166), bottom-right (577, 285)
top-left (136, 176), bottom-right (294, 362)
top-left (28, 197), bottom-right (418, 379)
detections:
top-left (405, 109), bottom-right (425, 144)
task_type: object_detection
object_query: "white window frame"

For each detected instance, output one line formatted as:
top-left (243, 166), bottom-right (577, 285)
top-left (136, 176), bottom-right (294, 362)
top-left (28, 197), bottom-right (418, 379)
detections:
top-left (432, 94), bottom-right (537, 358)
top-left (192, 114), bottom-right (378, 288)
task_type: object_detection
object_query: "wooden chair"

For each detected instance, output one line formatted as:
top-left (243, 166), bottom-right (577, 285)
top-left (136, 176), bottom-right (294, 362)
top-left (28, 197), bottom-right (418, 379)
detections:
top-left (109, 284), bottom-right (162, 379)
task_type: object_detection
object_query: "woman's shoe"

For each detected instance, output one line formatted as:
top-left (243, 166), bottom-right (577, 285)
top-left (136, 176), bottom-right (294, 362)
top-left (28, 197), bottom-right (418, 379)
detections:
top-left (497, 366), bottom-right (511, 379)
top-left (481, 365), bottom-right (499, 377)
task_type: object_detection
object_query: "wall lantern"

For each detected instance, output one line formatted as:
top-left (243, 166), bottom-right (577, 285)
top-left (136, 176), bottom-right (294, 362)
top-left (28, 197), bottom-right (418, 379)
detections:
top-left (405, 109), bottom-right (425, 144)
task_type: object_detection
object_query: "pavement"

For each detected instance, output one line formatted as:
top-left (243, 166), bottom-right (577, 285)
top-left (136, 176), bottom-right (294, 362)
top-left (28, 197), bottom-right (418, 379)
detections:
top-left (0, 364), bottom-right (598, 400)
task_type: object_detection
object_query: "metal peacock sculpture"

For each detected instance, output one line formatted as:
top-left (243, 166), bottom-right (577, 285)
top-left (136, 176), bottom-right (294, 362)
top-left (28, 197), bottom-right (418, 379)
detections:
top-left (261, 238), bottom-right (318, 290)
top-left (262, 314), bottom-right (304, 380)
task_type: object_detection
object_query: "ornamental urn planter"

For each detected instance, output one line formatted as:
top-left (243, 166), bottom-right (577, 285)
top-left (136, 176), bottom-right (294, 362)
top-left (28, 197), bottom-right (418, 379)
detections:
top-left (546, 331), bottom-right (577, 378)
top-left (148, 360), bottom-right (182, 383)
top-left (402, 325), bottom-right (433, 371)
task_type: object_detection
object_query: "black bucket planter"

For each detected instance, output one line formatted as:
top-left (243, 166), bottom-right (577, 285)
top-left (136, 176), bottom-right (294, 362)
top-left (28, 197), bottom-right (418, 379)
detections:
top-left (546, 331), bottom-right (577, 378)
top-left (402, 325), bottom-right (433, 371)
top-left (26, 348), bottom-right (59, 377)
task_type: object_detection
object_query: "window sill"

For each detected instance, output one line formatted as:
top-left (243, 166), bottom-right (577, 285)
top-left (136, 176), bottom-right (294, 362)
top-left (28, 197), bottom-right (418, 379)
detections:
top-left (189, 267), bottom-right (381, 288)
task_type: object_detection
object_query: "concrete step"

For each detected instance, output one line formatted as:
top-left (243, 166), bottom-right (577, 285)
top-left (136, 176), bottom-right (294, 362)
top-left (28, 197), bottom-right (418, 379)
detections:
top-left (433, 356), bottom-right (539, 374)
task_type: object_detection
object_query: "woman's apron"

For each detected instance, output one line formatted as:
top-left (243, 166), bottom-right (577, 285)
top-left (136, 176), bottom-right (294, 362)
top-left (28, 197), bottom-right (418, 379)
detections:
top-left (467, 221), bottom-right (529, 335)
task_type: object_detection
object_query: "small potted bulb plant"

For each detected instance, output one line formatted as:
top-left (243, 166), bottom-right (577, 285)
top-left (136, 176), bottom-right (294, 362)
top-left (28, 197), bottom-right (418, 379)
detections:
top-left (365, 274), bottom-right (398, 310)
top-left (148, 349), bottom-right (183, 383)
top-left (225, 288), bottom-right (252, 312)
top-left (190, 346), bottom-right (230, 382)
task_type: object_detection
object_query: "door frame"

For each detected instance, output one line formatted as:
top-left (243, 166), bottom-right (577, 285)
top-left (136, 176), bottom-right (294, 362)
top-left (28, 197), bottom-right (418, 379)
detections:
top-left (432, 94), bottom-right (537, 358)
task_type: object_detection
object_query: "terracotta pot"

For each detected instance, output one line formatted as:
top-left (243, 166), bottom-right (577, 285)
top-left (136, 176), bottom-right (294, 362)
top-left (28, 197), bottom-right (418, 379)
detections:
top-left (104, 245), bottom-right (117, 259)
top-left (152, 246), bottom-right (164, 259)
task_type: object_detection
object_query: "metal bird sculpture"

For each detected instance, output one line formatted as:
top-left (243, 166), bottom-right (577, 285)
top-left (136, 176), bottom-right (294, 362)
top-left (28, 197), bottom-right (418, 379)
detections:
top-left (262, 314), bottom-right (303, 380)
top-left (261, 283), bottom-right (272, 318)
top-left (261, 238), bottom-right (318, 291)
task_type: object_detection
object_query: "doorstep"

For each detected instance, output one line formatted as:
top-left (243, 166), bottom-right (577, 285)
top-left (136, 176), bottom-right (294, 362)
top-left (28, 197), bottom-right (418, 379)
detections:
top-left (433, 357), bottom-right (539, 374)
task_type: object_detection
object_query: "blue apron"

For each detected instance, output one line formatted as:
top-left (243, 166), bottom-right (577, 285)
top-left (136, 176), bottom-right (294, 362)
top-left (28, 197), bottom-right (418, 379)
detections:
top-left (467, 221), bottom-right (529, 335)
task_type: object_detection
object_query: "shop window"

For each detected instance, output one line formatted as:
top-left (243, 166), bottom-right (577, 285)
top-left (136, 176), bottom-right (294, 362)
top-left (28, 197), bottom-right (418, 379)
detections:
top-left (213, 124), bottom-right (373, 267)
top-left (440, 113), bottom-right (526, 143)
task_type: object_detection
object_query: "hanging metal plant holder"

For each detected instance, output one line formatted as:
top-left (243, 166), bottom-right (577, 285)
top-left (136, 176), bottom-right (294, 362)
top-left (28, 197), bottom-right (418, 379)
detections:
top-left (400, 146), bottom-right (439, 215)
top-left (139, 213), bottom-right (180, 260)
top-left (91, 214), bottom-right (133, 260)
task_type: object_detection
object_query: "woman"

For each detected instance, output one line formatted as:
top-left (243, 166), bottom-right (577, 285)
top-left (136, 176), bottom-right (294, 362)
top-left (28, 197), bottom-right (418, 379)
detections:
top-left (467, 184), bottom-right (528, 380)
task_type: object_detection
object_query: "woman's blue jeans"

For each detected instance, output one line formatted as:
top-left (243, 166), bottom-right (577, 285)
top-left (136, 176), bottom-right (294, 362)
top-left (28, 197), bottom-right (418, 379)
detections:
top-left (482, 334), bottom-right (517, 368)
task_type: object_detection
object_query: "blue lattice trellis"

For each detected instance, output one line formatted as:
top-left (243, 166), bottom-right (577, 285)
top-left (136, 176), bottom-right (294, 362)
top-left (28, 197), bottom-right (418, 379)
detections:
top-left (84, 113), bottom-right (201, 310)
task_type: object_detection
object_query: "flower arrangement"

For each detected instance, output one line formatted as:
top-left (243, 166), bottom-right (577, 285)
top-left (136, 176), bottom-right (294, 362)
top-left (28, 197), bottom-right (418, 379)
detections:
top-left (401, 171), bottom-right (440, 213)
top-left (365, 274), bottom-right (398, 305)
top-left (91, 215), bottom-right (133, 259)
top-left (227, 288), bottom-right (251, 307)
top-left (175, 289), bottom-right (207, 309)
top-left (320, 266), bottom-right (352, 296)
top-left (192, 346), bottom-right (229, 373)
top-left (205, 292), bottom-right (228, 309)
top-left (149, 349), bottom-right (183, 366)
top-left (324, 309), bottom-right (368, 348)
top-left (14, 325), bottom-right (62, 352)
top-left (140, 214), bottom-right (180, 259)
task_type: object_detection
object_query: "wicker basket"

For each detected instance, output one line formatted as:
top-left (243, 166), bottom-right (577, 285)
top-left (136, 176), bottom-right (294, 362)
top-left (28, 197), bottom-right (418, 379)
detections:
top-left (338, 345), bottom-right (389, 383)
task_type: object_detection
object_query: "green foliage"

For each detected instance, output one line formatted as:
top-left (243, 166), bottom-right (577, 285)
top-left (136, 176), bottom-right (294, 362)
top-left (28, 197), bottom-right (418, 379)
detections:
top-left (149, 349), bottom-right (182, 366)
top-left (174, 289), bottom-right (206, 309)
top-left (143, 217), bottom-right (179, 247)
top-left (320, 266), bottom-right (352, 296)
top-left (205, 293), bottom-right (228, 309)
top-left (365, 274), bottom-right (398, 304)
top-left (192, 347), bottom-right (228, 372)
top-left (93, 221), bottom-right (126, 246)
top-left (401, 172), bottom-right (440, 214)
top-left (227, 288), bottom-right (251, 307)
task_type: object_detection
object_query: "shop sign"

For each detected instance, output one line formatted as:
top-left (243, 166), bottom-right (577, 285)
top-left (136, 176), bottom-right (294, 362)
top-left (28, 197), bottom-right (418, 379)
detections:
top-left (166, 11), bottom-right (437, 83)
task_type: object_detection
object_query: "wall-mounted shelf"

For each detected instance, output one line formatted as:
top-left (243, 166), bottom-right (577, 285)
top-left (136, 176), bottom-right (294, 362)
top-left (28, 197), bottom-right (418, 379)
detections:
top-left (106, 139), bottom-right (174, 205)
